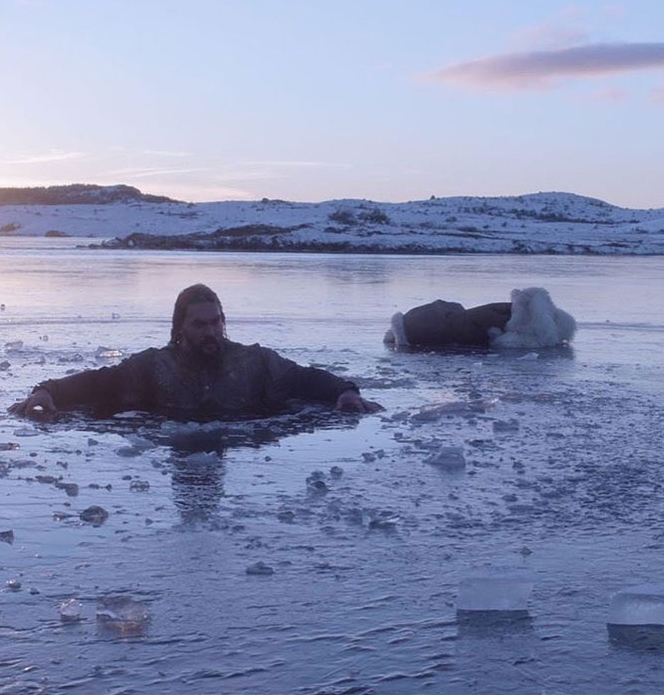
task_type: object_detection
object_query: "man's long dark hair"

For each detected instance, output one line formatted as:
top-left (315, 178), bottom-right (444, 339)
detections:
top-left (170, 284), bottom-right (226, 346)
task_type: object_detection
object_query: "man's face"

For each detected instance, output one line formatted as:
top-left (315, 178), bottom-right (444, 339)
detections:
top-left (180, 302), bottom-right (225, 357)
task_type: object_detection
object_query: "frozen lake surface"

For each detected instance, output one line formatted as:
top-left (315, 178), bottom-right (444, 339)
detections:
top-left (1, 242), bottom-right (663, 694)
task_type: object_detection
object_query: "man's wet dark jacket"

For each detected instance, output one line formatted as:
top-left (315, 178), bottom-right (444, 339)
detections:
top-left (36, 340), bottom-right (357, 418)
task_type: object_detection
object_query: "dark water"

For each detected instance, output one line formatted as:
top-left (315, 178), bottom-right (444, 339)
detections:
top-left (1, 244), bottom-right (663, 694)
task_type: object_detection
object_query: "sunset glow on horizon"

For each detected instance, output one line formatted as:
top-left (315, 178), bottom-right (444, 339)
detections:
top-left (1, 0), bottom-right (663, 209)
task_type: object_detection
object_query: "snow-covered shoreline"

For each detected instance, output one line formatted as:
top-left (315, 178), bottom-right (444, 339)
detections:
top-left (2, 191), bottom-right (663, 254)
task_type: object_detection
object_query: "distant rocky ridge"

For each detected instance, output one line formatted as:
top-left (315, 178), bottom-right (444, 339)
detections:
top-left (1, 188), bottom-right (663, 254)
top-left (0, 184), bottom-right (176, 206)
top-left (98, 192), bottom-right (664, 255)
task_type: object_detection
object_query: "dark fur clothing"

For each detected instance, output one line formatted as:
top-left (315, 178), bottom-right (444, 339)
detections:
top-left (400, 300), bottom-right (512, 347)
top-left (36, 340), bottom-right (357, 418)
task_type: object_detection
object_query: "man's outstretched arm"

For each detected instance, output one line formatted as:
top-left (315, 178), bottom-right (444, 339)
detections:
top-left (260, 346), bottom-right (383, 413)
top-left (7, 350), bottom-right (155, 418)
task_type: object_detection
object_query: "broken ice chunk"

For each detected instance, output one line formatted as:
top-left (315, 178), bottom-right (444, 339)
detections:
top-left (95, 346), bottom-right (123, 359)
top-left (246, 561), bottom-right (275, 576)
top-left (493, 419), bottom-right (520, 433)
top-left (13, 427), bottom-right (39, 437)
top-left (96, 596), bottom-right (150, 636)
top-left (60, 598), bottom-right (84, 622)
top-left (457, 570), bottom-right (534, 612)
top-left (608, 584), bottom-right (664, 626)
top-left (426, 446), bottom-right (466, 471)
top-left (607, 584), bottom-right (664, 646)
top-left (412, 399), bottom-right (498, 422)
top-left (517, 352), bottom-right (539, 361)
top-left (79, 505), bottom-right (109, 526)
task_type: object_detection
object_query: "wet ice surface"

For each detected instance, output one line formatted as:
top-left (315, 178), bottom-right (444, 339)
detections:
top-left (1, 247), bottom-right (664, 694)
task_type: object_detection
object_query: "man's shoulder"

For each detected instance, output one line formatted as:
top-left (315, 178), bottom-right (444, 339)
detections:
top-left (224, 340), bottom-right (279, 360)
top-left (223, 340), bottom-right (295, 371)
top-left (123, 345), bottom-right (171, 367)
top-left (129, 346), bottom-right (165, 358)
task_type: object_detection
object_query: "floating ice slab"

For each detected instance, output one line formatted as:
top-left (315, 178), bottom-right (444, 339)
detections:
top-left (426, 446), bottom-right (466, 471)
top-left (59, 598), bottom-right (83, 622)
top-left (412, 399), bottom-right (497, 422)
top-left (95, 346), bottom-right (123, 358)
top-left (182, 451), bottom-right (220, 465)
top-left (608, 584), bottom-right (664, 626)
top-left (492, 418), bottom-right (520, 433)
top-left (457, 570), bottom-right (534, 612)
top-left (96, 596), bottom-right (150, 633)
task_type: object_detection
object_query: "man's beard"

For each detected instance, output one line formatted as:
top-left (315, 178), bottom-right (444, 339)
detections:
top-left (190, 338), bottom-right (223, 361)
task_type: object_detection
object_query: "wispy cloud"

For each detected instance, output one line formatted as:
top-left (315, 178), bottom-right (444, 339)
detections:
top-left (244, 160), bottom-right (350, 169)
top-left (141, 150), bottom-right (191, 158)
top-left (103, 166), bottom-right (208, 179)
top-left (585, 86), bottom-right (629, 102)
top-left (431, 42), bottom-right (664, 90)
top-left (212, 161), bottom-right (351, 183)
top-left (6, 150), bottom-right (85, 165)
top-left (151, 182), bottom-right (256, 202)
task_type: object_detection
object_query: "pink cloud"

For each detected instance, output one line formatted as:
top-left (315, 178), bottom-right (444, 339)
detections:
top-left (600, 3), bottom-right (627, 21)
top-left (510, 23), bottom-right (589, 51)
top-left (432, 42), bottom-right (664, 90)
top-left (586, 86), bottom-right (629, 102)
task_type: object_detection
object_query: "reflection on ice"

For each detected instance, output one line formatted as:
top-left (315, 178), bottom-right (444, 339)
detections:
top-left (171, 450), bottom-right (226, 524)
top-left (607, 624), bottom-right (664, 651)
top-left (492, 344), bottom-right (576, 361)
top-left (159, 405), bottom-right (359, 454)
top-left (457, 609), bottom-right (534, 636)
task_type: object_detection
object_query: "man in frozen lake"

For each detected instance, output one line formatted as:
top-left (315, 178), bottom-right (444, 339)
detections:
top-left (9, 284), bottom-right (382, 418)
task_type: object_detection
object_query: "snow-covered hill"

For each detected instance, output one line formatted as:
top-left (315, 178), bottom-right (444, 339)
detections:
top-left (1, 190), bottom-right (663, 254)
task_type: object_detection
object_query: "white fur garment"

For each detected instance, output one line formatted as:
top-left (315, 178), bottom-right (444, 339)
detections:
top-left (490, 287), bottom-right (576, 349)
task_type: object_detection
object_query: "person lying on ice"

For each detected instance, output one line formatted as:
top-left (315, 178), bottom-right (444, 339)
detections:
top-left (384, 287), bottom-right (576, 349)
top-left (9, 284), bottom-right (382, 419)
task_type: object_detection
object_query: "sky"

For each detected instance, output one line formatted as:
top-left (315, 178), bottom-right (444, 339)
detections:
top-left (1, 0), bottom-right (663, 208)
